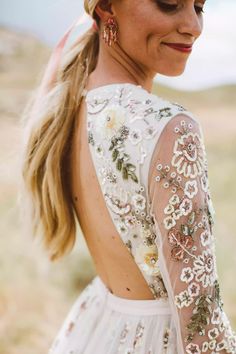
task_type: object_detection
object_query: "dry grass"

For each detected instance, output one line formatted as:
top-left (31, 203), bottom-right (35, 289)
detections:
top-left (1, 27), bottom-right (236, 353)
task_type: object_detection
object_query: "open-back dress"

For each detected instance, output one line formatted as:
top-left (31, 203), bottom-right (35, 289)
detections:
top-left (48, 83), bottom-right (236, 354)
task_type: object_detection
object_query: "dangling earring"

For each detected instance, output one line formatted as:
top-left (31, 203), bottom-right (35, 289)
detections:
top-left (102, 17), bottom-right (118, 46)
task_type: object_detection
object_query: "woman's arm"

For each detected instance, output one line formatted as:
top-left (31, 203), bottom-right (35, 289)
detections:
top-left (148, 113), bottom-right (236, 354)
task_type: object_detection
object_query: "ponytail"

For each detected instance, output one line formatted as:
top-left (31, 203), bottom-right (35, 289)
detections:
top-left (20, 24), bottom-right (99, 261)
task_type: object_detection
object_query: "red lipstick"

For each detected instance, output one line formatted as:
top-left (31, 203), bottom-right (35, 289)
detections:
top-left (163, 42), bottom-right (193, 53)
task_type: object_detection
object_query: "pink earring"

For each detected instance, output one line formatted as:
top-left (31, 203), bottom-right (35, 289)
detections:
top-left (102, 17), bottom-right (118, 46)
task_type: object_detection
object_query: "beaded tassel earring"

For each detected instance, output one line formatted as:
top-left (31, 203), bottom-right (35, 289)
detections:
top-left (102, 17), bottom-right (118, 46)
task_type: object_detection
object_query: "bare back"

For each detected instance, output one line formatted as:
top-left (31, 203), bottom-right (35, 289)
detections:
top-left (69, 95), bottom-right (155, 300)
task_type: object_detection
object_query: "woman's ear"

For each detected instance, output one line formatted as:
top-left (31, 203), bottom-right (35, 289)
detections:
top-left (94, 0), bottom-right (114, 22)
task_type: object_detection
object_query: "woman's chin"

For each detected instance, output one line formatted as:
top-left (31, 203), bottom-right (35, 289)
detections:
top-left (160, 67), bottom-right (185, 77)
top-left (158, 65), bottom-right (187, 77)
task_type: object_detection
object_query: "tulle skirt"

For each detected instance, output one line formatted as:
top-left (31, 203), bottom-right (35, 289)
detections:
top-left (48, 275), bottom-right (178, 354)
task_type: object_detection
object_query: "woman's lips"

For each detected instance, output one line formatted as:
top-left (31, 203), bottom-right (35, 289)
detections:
top-left (163, 42), bottom-right (193, 53)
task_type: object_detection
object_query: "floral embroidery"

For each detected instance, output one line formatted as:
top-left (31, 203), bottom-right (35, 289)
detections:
top-left (167, 226), bottom-right (194, 262)
top-left (200, 230), bottom-right (212, 247)
top-left (175, 289), bottom-right (194, 308)
top-left (163, 327), bottom-right (170, 351)
top-left (135, 244), bottom-right (160, 276)
top-left (211, 308), bottom-right (221, 325)
top-left (180, 267), bottom-right (194, 283)
top-left (179, 197), bottom-right (192, 216)
top-left (171, 122), bottom-right (205, 178)
top-left (128, 128), bottom-right (143, 145)
top-left (153, 115), bottom-right (236, 353)
top-left (132, 194), bottom-right (146, 210)
top-left (193, 250), bottom-right (216, 287)
top-left (86, 85), bottom-right (176, 299)
top-left (95, 105), bottom-right (126, 138)
top-left (186, 343), bottom-right (201, 354)
top-left (188, 282), bottom-right (200, 297)
top-left (143, 125), bottom-right (157, 139)
top-left (108, 125), bottom-right (139, 183)
top-left (184, 180), bottom-right (198, 199)
top-left (185, 280), bottom-right (223, 342)
top-left (85, 85), bottom-right (236, 354)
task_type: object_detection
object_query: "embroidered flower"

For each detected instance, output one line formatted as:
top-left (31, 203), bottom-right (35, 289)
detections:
top-left (96, 106), bottom-right (126, 138)
top-left (128, 129), bottom-right (143, 145)
top-left (135, 244), bottom-right (160, 276)
top-left (164, 216), bottom-right (176, 230)
top-left (215, 340), bottom-right (227, 351)
top-left (105, 194), bottom-right (131, 216)
top-left (211, 308), bottom-right (221, 325)
top-left (180, 267), bottom-right (194, 283)
top-left (193, 250), bottom-right (215, 287)
top-left (208, 339), bottom-right (216, 350)
top-left (171, 131), bottom-right (205, 178)
top-left (200, 230), bottom-right (212, 247)
top-left (208, 327), bottom-right (219, 340)
top-left (132, 194), bottom-right (146, 210)
top-left (171, 246), bottom-right (185, 261)
top-left (186, 343), bottom-right (201, 354)
top-left (169, 194), bottom-right (180, 205)
top-left (167, 228), bottom-right (194, 261)
top-left (179, 198), bottom-right (192, 216)
top-left (184, 180), bottom-right (198, 199)
top-left (164, 204), bottom-right (175, 215)
top-left (124, 215), bottom-right (137, 228)
top-left (188, 282), bottom-right (200, 297)
top-left (175, 290), bottom-right (193, 308)
top-left (116, 221), bottom-right (129, 235)
top-left (143, 126), bottom-right (157, 139)
top-left (172, 208), bottom-right (183, 220)
top-left (201, 341), bottom-right (209, 352)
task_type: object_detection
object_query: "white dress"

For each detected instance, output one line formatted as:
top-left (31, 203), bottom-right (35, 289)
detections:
top-left (48, 83), bottom-right (236, 354)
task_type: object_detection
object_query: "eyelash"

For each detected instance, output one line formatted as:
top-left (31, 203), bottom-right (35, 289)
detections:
top-left (155, 2), bottom-right (205, 14)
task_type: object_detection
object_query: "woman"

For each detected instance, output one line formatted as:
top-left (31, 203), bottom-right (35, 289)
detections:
top-left (21, 0), bottom-right (236, 353)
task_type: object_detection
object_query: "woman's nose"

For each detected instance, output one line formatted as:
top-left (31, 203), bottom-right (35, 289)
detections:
top-left (177, 6), bottom-right (203, 39)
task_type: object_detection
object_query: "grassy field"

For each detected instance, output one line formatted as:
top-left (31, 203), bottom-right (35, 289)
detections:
top-left (1, 27), bottom-right (236, 354)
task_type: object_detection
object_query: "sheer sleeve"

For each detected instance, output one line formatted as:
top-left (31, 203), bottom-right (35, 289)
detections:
top-left (148, 113), bottom-right (236, 354)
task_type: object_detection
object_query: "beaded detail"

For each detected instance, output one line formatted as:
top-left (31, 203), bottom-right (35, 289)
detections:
top-left (85, 83), bottom-right (236, 354)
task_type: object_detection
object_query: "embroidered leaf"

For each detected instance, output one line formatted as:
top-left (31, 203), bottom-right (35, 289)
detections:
top-left (181, 224), bottom-right (189, 236)
top-left (126, 163), bottom-right (136, 172)
top-left (109, 141), bottom-right (115, 150)
top-left (187, 211), bottom-right (196, 225)
top-left (116, 159), bottom-right (123, 171)
top-left (112, 149), bottom-right (119, 161)
top-left (129, 171), bottom-right (139, 183)
top-left (122, 166), bottom-right (128, 179)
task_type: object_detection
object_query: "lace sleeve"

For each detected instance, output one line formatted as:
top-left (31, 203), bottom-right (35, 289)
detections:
top-left (148, 113), bottom-right (236, 354)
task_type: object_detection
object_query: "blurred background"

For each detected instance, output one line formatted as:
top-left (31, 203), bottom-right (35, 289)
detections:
top-left (0, 1), bottom-right (236, 353)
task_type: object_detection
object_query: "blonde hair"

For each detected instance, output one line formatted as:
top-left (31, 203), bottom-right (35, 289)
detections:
top-left (20, 0), bottom-right (100, 261)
